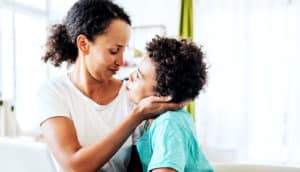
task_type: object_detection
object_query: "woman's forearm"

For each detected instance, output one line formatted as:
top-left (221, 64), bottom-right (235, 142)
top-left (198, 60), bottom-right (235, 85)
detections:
top-left (70, 108), bottom-right (142, 172)
top-left (42, 107), bottom-right (143, 172)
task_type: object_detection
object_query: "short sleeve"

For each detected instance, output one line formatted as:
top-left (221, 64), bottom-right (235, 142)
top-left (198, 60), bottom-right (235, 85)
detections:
top-left (148, 119), bottom-right (187, 172)
top-left (36, 80), bottom-right (70, 127)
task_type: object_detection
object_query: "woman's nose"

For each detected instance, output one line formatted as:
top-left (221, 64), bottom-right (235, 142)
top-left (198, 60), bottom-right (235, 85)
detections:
top-left (115, 54), bottom-right (124, 66)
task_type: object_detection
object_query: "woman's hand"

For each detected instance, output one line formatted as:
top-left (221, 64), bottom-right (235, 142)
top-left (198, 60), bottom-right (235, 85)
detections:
top-left (133, 96), bottom-right (190, 121)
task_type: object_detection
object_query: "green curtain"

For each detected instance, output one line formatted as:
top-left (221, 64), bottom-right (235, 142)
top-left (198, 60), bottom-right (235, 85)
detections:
top-left (179, 0), bottom-right (193, 39)
top-left (179, 0), bottom-right (195, 120)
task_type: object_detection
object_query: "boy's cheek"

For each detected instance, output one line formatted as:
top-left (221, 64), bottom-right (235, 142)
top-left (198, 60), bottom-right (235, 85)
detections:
top-left (127, 87), bottom-right (141, 103)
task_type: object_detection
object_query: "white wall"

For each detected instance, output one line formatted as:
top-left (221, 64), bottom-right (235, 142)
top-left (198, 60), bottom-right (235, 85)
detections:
top-left (115, 0), bottom-right (181, 37)
top-left (48, 0), bottom-right (76, 22)
top-left (49, 0), bottom-right (181, 37)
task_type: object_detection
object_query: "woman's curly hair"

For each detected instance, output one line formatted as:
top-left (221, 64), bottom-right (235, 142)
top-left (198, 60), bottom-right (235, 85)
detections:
top-left (42, 0), bottom-right (131, 67)
top-left (146, 36), bottom-right (208, 103)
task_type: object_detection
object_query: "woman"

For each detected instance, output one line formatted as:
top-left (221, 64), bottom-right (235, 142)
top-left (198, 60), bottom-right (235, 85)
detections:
top-left (126, 36), bottom-right (213, 172)
top-left (38, 0), bottom-right (184, 172)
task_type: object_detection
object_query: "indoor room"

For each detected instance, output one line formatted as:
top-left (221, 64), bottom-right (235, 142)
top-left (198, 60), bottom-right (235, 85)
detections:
top-left (0, 0), bottom-right (300, 171)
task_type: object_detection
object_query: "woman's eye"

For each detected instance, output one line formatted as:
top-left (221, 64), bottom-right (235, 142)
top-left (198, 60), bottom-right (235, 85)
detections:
top-left (109, 49), bottom-right (119, 55)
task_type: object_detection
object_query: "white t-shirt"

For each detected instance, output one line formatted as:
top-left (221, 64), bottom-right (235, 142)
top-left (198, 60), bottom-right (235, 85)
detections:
top-left (36, 74), bottom-right (134, 172)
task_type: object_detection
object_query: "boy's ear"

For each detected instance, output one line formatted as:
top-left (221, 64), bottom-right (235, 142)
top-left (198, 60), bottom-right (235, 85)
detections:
top-left (154, 93), bottom-right (172, 101)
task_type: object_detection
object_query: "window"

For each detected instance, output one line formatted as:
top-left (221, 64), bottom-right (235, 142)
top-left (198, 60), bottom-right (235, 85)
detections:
top-left (0, 0), bottom-right (49, 132)
top-left (14, 12), bottom-right (48, 131)
top-left (0, 8), bottom-right (14, 100)
top-left (194, 0), bottom-right (300, 166)
top-left (15, 0), bottom-right (47, 11)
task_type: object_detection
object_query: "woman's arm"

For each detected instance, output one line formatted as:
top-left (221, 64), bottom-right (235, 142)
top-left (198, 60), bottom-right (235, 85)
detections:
top-left (41, 96), bottom-right (186, 172)
top-left (41, 107), bottom-right (141, 172)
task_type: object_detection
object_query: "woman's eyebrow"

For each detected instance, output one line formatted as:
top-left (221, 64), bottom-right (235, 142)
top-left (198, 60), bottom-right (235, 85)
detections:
top-left (114, 44), bottom-right (128, 48)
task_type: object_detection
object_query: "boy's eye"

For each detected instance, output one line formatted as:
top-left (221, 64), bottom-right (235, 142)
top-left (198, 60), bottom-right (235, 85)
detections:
top-left (135, 71), bottom-right (140, 79)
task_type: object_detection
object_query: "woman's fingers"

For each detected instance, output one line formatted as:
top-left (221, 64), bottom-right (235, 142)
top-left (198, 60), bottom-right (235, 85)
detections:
top-left (143, 96), bottom-right (189, 111)
top-left (149, 96), bottom-right (172, 103)
top-left (158, 99), bottom-right (192, 112)
top-left (136, 96), bottom-right (191, 120)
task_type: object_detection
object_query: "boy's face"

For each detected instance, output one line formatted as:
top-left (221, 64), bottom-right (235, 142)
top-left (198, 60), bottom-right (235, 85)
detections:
top-left (126, 56), bottom-right (158, 104)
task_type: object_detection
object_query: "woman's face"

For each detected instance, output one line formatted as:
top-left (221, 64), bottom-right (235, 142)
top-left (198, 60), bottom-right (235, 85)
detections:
top-left (126, 56), bottom-right (158, 104)
top-left (85, 19), bottom-right (131, 81)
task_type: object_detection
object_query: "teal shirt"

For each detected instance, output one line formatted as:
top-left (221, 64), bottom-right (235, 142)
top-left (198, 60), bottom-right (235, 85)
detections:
top-left (136, 109), bottom-right (214, 172)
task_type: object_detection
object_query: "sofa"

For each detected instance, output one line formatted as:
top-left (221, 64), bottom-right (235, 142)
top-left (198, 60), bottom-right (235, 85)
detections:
top-left (213, 163), bottom-right (300, 172)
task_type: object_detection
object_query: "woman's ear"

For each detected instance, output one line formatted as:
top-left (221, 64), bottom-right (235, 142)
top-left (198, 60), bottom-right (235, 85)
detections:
top-left (77, 34), bottom-right (89, 55)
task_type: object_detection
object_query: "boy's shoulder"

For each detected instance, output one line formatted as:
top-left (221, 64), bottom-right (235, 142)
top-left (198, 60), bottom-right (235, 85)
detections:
top-left (156, 109), bottom-right (190, 121)
top-left (150, 109), bottom-right (193, 131)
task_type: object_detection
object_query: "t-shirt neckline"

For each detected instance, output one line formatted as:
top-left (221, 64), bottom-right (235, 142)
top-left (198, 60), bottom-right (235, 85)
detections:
top-left (64, 73), bottom-right (125, 111)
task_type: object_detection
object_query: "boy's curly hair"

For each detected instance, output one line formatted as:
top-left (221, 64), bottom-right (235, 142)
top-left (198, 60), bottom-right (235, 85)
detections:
top-left (146, 36), bottom-right (207, 103)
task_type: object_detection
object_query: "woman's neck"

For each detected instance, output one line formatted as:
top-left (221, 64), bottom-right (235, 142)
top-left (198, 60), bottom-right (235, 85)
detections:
top-left (69, 55), bottom-right (122, 105)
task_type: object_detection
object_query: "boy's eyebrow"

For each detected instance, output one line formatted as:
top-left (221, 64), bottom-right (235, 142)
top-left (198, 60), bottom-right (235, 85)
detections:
top-left (137, 68), bottom-right (144, 78)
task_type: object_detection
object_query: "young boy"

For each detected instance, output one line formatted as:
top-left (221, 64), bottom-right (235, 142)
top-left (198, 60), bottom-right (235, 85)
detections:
top-left (126, 36), bottom-right (213, 172)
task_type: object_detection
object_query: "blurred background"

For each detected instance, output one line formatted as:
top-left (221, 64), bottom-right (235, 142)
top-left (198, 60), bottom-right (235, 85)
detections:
top-left (0, 0), bottom-right (300, 168)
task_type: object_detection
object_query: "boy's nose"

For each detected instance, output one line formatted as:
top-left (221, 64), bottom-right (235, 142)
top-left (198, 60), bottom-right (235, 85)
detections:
top-left (129, 72), bottom-right (133, 81)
